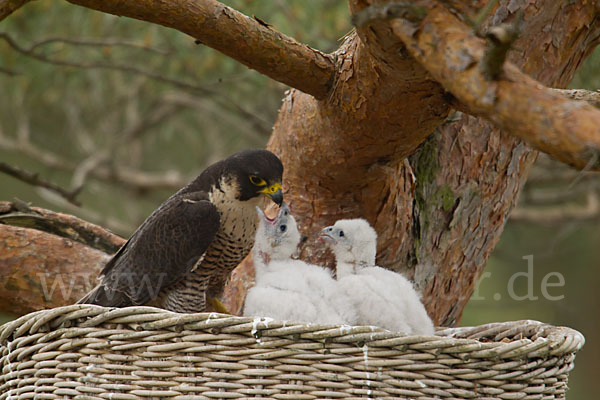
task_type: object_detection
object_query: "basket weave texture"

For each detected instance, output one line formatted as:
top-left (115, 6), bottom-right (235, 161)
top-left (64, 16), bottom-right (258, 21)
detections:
top-left (0, 305), bottom-right (584, 400)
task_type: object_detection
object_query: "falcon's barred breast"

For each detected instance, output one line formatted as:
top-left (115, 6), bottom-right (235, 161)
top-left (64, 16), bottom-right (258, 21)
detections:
top-left (78, 149), bottom-right (283, 313)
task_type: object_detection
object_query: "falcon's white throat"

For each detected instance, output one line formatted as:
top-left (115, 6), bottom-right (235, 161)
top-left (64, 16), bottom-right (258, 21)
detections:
top-left (210, 177), bottom-right (262, 237)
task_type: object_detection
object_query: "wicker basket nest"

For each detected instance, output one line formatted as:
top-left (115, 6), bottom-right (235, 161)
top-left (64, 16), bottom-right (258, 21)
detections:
top-left (0, 305), bottom-right (585, 400)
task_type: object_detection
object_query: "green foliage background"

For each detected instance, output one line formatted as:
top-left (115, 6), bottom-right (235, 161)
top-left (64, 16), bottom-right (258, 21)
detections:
top-left (1, 1), bottom-right (598, 398)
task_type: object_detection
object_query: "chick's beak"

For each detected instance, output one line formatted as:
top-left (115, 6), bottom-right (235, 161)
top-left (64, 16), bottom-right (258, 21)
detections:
top-left (259, 182), bottom-right (283, 206)
top-left (319, 227), bottom-right (336, 244)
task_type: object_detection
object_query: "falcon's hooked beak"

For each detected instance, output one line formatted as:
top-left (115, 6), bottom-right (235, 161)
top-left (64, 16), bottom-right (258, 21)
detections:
top-left (259, 182), bottom-right (283, 206)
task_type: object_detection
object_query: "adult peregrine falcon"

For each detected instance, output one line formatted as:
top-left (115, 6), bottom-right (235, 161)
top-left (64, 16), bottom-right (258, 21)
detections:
top-left (78, 149), bottom-right (283, 313)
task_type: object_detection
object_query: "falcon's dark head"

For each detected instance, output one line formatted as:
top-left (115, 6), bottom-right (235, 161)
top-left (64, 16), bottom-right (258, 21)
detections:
top-left (226, 149), bottom-right (284, 206)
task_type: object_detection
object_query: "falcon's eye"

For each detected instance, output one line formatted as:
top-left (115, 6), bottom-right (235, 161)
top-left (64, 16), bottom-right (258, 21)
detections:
top-left (249, 175), bottom-right (267, 186)
top-left (280, 224), bottom-right (287, 232)
top-left (339, 231), bottom-right (344, 237)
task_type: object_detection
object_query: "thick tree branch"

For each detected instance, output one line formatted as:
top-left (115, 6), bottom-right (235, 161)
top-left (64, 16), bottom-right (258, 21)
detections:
top-left (552, 89), bottom-right (600, 109)
top-left (64, 0), bottom-right (335, 99)
top-left (370, 1), bottom-right (600, 170)
top-left (0, 202), bottom-right (248, 316)
top-left (0, 201), bottom-right (124, 253)
top-left (0, 224), bottom-right (106, 315)
top-left (0, 203), bottom-right (125, 315)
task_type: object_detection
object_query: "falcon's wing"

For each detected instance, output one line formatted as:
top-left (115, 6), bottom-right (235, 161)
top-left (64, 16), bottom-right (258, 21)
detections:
top-left (78, 191), bottom-right (220, 306)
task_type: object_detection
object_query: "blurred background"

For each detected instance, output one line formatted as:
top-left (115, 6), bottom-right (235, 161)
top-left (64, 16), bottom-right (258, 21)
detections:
top-left (0, 1), bottom-right (597, 397)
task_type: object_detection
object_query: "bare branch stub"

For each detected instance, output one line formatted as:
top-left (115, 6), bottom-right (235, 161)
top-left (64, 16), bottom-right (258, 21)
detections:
top-left (0, 162), bottom-right (82, 206)
top-left (480, 15), bottom-right (522, 80)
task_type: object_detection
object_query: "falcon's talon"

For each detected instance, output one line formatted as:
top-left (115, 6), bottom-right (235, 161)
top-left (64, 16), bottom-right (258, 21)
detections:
top-left (207, 297), bottom-right (232, 315)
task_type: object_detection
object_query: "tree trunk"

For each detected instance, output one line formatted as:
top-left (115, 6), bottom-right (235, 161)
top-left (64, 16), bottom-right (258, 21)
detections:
top-left (266, 0), bottom-right (600, 325)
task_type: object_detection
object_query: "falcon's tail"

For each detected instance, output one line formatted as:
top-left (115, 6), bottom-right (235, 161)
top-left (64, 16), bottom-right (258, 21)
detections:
top-left (77, 284), bottom-right (132, 307)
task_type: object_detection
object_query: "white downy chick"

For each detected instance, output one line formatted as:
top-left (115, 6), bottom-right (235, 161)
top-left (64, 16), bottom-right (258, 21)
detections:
top-left (321, 219), bottom-right (434, 335)
top-left (243, 203), bottom-right (347, 325)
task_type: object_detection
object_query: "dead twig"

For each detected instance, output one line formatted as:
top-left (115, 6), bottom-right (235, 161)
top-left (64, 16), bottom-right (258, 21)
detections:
top-left (0, 133), bottom-right (186, 190)
top-left (0, 162), bottom-right (82, 206)
top-left (29, 37), bottom-right (171, 55)
top-left (0, 65), bottom-right (19, 76)
top-left (0, 32), bottom-right (273, 132)
top-left (512, 192), bottom-right (600, 224)
top-left (0, 32), bottom-right (217, 96)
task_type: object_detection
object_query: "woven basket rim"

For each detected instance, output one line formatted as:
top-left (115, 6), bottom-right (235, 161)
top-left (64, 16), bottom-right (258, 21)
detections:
top-left (0, 304), bottom-right (585, 360)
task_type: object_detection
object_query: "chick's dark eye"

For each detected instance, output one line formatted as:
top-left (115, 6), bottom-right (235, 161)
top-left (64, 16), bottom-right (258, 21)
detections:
top-left (249, 175), bottom-right (266, 186)
top-left (280, 225), bottom-right (287, 232)
top-left (339, 231), bottom-right (344, 237)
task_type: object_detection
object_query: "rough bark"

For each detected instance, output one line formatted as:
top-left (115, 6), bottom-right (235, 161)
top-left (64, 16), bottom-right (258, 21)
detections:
top-left (386, 1), bottom-right (600, 170)
top-left (0, 202), bottom-right (120, 315)
top-left (552, 89), bottom-right (600, 109)
top-left (64, 0), bottom-right (335, 99)
top-left (0, 224), bottom-right (107, 316)
top-left (264, 0), bottom-right (600, 325)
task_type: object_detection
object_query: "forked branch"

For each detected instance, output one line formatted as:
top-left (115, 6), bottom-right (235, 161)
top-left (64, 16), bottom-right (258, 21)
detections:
top-left (354, 1), bottom-right (600, 170)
